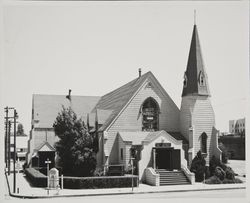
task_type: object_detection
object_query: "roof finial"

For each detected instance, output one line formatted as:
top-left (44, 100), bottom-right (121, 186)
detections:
top-left (194, 9), bottom-right (196, 25)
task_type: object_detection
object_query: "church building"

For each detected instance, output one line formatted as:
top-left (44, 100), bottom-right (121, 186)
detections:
top-left (26, 23), bottom-right (221, 185)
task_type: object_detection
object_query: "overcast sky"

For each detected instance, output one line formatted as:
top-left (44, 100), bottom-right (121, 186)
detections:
top-left (1, 1), bottom-right (249, 133)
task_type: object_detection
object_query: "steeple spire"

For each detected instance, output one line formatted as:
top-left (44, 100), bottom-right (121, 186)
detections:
top-left (181, 24), bottom-right (210, 97)
top-left (194, 10), bottom-right (196, 25)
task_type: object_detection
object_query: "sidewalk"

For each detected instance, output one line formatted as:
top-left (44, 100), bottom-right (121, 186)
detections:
top-left (5, 172), bottom-right (246, 199)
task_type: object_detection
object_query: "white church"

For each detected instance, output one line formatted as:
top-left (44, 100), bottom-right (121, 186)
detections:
top-left (26, 23), bottom-right (222, 186)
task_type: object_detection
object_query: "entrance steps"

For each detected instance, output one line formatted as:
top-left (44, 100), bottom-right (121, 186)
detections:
top-left (155, 169), bottom-right (191, 186)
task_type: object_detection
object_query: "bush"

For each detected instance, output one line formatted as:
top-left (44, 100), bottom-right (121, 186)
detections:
top-left (205, 176), bottom-right (222, 184)
top-left (25, 168), bottom-right (47, 187)
top-left (214, 166), bottom-right (225, 180)
top-left (25, 168), bottom-right (138, 189)
top-left (62, 175), bottom-right (139, 189)
top-left (234, 178), bottom-right (243, 183)
top-left (225, 167), bottom-right (235, 180)
top-left (190, 151), bottom-right (206, 182)
top-left (205, 166), bottom-right (210, 179)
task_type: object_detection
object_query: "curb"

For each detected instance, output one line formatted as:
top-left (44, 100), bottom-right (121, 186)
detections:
top-left (9, 186), bottom-right (246, 199)
top-left (5, 173), bottom-right (246, 199)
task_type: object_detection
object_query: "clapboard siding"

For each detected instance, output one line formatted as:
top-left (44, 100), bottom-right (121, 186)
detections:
top-left (180, 95), bottom-right (216, 163)
top-left (192, 97), bottom-right (215, 163)
top-left (180, 97), bottom-right (196, 140)
top-left (106, 78), bottom-right (180, 164)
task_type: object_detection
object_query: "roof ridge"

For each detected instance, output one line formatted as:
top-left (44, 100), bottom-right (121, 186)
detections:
top-left (98, 71), bottom-right (151, 100)
top-left (33, 94), bottom-right (100, 97)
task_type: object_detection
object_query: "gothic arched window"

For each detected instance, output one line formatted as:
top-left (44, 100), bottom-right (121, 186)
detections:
top-left (199, 71), bottom-right (205, 86)
top-left (141, 97), bottom-right (159, 131)
top-left (201, 132), bottom-right (207, 153)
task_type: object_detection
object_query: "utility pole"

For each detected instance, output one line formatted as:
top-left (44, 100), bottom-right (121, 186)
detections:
top-left (4, 107), bottom-right (8, 169)
top-left (8, 121), bottom-right (11, 175)
top-left (13, 109), bottom-right (18, 193)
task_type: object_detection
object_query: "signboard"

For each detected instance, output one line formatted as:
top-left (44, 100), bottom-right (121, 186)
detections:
top-left (155, 142), bottom-right (171, 148)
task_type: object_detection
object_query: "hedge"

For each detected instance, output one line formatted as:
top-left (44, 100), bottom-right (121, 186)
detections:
top-left (62, 175), bottom-right (138, 189)
top-left (25, 168), bottom-right (138, 189)
top-left (25, 168), bottom-right (47, 187)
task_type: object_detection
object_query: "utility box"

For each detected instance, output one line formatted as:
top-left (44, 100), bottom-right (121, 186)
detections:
top-left (49, 168), bottom-right (59, 189)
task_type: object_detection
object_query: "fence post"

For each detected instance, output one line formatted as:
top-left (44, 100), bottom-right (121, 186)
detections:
top-left (61, 174), bottom-right (63, 189)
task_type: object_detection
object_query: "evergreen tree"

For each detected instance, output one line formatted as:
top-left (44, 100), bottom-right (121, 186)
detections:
top-left (190, 151), bottom-right (206, 182)
top-left (53, 106), bottom-right (96, 176)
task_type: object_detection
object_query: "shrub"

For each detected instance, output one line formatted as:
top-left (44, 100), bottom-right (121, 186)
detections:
top-left (205, 176), bottom-right (222, 184)
top-left (62, 175), bottom-right (138, 189)
top-left (25, 168), bottom-right (47, 187)
top-left (214, 166), bottom-right (225, 180)
top-left (190, 151), bottom-right (206, 182)
top-left (225, 167), bottom-right (235, 180)
top-left (209, 155), bottom-right (221, 176)
top-left (25, 168), bottom-right (138, 189)
top-left (234, 178), bottom-right (243, 183)
top-left (205, 166), bottom-right (210, 179)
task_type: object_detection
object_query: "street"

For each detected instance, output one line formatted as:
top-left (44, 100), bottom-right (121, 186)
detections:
top-left (4, 189), bottom-right (246, 201)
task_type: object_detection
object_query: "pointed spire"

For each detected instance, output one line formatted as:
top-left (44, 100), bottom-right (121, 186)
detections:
top-left (181, 23), bottom-right (210, 97)
top-left (194, 10), bottom-right (196, 25)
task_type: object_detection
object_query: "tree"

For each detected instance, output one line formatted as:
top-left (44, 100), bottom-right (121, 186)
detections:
top-left (53, 106), bottom-right (96, 177)
top-left (17, 123), bottom-right (24, 136)
top-left (190, 151), bottom-right (206, 182)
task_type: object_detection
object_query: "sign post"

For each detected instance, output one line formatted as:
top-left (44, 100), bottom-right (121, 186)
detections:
top-left (45, 158), bottom-right (51, 194)
top-left (130, 157), bottom-right (135, 192)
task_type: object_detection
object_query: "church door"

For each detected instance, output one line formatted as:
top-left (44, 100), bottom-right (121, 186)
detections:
top-left (172, 149), bottom-right (181, 170)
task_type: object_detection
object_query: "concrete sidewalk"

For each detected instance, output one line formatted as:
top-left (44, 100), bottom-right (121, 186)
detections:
top-left (5, 172), bottom-right (246, 199)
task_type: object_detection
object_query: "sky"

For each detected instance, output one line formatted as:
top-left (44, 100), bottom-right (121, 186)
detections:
top-left (1, 1), bottom-right (249, 134)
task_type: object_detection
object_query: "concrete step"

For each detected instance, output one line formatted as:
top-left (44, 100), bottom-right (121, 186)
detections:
top-left (156, 169), bottom-right (191, 186)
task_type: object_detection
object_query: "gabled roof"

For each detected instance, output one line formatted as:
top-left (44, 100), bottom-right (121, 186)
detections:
top-left (118, 132), bottom-right (149, 145)
top-left (87, 109), bottom-right (113, 127)
top-left (182, 24), bottom-right (210, 97)
top-left (167, 131), bottom-right (189, 144)
top-left (93, 71), bottom-right (152, 131)
top-left (118, 131), bottom-right (185, 145)
top-left (37, 141), bottom-right (55, 152)
top-left (33, 94), bottom-right (100, 128)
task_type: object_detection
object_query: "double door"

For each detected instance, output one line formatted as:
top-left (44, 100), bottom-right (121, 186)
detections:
top-left (155, 148), bottom-right (181, 170)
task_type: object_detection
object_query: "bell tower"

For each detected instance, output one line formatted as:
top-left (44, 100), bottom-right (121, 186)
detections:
top-left (180, 22), bottom-right (221, 166)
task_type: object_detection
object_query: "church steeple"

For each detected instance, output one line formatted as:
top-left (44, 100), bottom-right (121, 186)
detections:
top-left (181, 24), bottom-right (210, 97)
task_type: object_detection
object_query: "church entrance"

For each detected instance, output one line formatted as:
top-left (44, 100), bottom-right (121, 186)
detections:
top-left (155, 147), bottom-right (181, 170)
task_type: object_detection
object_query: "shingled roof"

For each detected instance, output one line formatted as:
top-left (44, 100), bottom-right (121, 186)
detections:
top-left (92, 71), bottom-right (152, 131)
top-left (33, 94), bottom-right (100, 128)
top-left (182, 24), bottom-right (210, 97)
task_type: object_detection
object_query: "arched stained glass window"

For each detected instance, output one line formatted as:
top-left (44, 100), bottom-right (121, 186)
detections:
top-left (141, 97), bottom-right (159, 131)
top-left (201, 132), bottom-right (207, 153)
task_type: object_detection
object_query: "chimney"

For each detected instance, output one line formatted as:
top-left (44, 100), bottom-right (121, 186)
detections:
top-left (66, 89), bottom-right (72, 101)
top-left (139, 68), bottom-right (141, 77)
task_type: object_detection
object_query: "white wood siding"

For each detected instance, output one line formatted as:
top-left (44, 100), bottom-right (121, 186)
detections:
top-left (180, 95), bottom-right (216, 163)
top-left (106, 78), bottom-right (180, 164)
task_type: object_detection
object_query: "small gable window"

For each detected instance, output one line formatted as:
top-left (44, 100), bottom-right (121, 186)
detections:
top-left (201, 132), bottom-right (207, 154)
top-left (183, 72), bottom-right (187, 88)
top-left (199, 71), bottom-right (205, 86)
